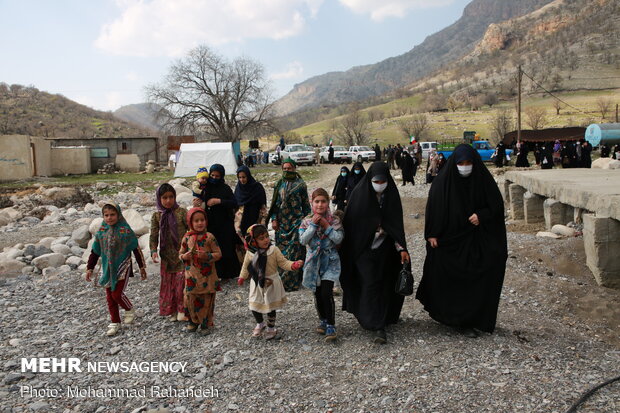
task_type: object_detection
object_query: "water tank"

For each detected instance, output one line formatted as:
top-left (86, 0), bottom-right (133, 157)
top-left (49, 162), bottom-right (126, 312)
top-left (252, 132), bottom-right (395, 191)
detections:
top-left (585, 123), bottom-right (620, 146)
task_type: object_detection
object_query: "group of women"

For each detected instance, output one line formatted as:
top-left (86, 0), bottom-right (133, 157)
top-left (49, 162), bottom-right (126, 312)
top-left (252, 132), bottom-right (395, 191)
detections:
top-left (193, 145), bottom-right (508, 342)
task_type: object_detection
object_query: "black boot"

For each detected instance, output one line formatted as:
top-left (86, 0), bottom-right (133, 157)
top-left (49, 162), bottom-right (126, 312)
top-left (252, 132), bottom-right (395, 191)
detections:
top-left (373, 328), bottom-right (387, 344)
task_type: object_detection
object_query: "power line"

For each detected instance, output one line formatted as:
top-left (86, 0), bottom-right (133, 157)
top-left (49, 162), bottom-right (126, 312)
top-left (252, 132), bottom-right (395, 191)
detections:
top-left (520, 69), bottom-right (587, 113)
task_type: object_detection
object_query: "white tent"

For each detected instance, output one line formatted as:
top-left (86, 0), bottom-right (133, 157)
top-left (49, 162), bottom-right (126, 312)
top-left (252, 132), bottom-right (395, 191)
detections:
top-left (174, 142), bottom-right (238, 177)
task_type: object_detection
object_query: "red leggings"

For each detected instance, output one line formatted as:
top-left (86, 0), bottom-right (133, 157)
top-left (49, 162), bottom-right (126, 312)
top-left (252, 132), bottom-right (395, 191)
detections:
top-left (106, 277), bottom-right (133, 323)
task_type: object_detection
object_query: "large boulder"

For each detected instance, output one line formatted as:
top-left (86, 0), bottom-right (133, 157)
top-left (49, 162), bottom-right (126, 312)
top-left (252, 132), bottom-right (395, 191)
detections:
top-left (89, 218), bottom-right (104, 235)
top-left (71, 225), bottom-right (92, 248)
top-left (0, 259), bottom-right (27, 275)
top-left (37, 237), bottom-right (57, 249)
top-left (176, 192), bottom-right (194, 208)
top-left (51, 236), bottom-right (70, 246)
top-left (551, 224), bottom-right (577, 237)
top-left (82, 238), bottom-right (95, 263)
top-left (173, 184), bottom-right (192, 195)
top-left (32, 253), bottom-right (66, 270)
top-left (0, 207), bottom-right (23, 223)
top-left (51, 244), bottom-right (72, 256)
top-left (123, 209), bottom-right (149, 235)
top-left (138, 233), bottom-right (150, 251)
top-left (37, 187), bottom-right (93, 207)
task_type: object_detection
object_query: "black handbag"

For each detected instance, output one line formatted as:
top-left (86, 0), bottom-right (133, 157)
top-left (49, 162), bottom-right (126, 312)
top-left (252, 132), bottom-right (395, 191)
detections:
top-left (395, 262), bottom-right (414, 296)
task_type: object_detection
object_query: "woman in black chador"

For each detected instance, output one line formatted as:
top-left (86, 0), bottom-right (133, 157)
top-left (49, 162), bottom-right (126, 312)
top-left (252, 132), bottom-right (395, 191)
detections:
top-left (416, 145), bottom-right (507, 337)
top-left (340, 162), bottom-right (410, 344)
top-left (331, 166), bottom-right (349, 211)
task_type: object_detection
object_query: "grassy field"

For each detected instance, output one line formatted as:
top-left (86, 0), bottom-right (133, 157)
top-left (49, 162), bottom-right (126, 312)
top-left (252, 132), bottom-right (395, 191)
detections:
top-left (290, 89), bottom-right (620, 146)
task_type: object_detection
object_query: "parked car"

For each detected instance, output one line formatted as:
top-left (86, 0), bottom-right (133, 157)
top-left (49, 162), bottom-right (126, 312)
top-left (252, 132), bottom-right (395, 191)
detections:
top-left (348, 146), bottom-right (376, 163)
top-left (280, 144), bottom-right (316, 166)
top-left (437, 140), bottom-right (513, 163)
top-left (419, 141), bottom-right (438, 159)
top-left (319, 146), bottom-right (352, 164)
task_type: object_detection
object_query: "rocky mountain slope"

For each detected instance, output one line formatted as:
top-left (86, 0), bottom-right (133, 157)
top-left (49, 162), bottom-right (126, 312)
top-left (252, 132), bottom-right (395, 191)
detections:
top-left (114, 103), bottom-right (163, 133)
top-left (274, 0), bottom-right (556, 115)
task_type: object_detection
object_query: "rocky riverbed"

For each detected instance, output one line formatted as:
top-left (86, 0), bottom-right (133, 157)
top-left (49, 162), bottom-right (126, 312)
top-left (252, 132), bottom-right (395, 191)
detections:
top-left (0, 165), bottom-right (618, 412)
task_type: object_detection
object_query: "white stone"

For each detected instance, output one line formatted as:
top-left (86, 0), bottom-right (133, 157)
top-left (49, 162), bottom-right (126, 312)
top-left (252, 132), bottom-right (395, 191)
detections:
top-left (42, 267), bottom-right (61, 278)
top-left (123, 209), bottom-right (149, 235)
top-left (82, 238), bottom-right (95, 262)
top-left (610, 160), bottom-right (620, 170)
top-left (168, 178), bottom-right (186, 186)
top-left (89, 218), bottom-right (104, 235)
top-left (173, 184), bottom-right (192, 195)
top-left (70, 246), bottom-right (85, 256)
top-left (66, 207), bottom-right (78, 216)
top-left (0, 259), bottom-right (27, 274)
top-left (51, 236), bottom-right (70, 246)
top-left (0, 207), bottom-right (23, 222)
top-left (0, 215), bottom-right (8, 227)
top-left (21, 266), bottom-right (34, 274)
top-left (78, 264), bottom-right (87, 271)
top-left (37, 237), bottom-right (56, 249)
top-left (536, 231), bottom-right (561, 239)
top-left (139, 233), bottom-right (150, 251)
top-left (551, 224), bottom-right (577, 237)
top-left (135, 187), bottom-right (145, 193)
top-left (32, 253), bottom-right (66, 270)
top-left (84, 203), bottom-right (101, 214)
top-left (96, 182), bottom-right (108, 190)
top-left (66, 256), bottom-right (83, 267)
top-left (51, 244), bottom-right (72, 256)
top-left (4, 248), bottom-right (24, 260)
top-left (41, 210), bottom-right (61, 224)
top-left (176, 192), bottom-right (194, 208)
top-left (72, 225), bottom-right (92, 248)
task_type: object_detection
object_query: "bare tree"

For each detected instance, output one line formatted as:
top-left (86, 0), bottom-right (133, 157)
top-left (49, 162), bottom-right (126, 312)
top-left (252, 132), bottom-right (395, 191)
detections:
top-left (595, 97), bottom-right (613, 120)
top-left (483, 92), bottom-right (498, 108)
top-left (446, 97), bottom-right (462, 112)
top-left (552, 100), bottom-right (564, 115)
top-left (491, 108), bottom-right (514, 143)
top-left (146, 45), bottom-right (274, 143)
top-left (335, 111), bottom-right (370, 146)
top-left (398, 113), bottom-right (429, 141)
top-left (524, 107), bottom-right (548, 130)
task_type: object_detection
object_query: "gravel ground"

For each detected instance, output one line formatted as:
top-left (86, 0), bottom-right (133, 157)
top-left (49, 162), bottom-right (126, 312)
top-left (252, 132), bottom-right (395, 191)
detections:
top-left (1, 164), bottom-right (618, 412)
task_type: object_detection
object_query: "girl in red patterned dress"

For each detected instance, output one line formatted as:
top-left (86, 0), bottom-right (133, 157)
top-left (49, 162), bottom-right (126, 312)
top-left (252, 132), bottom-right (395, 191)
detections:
top-left (179, 207), bottom-right (222, 333)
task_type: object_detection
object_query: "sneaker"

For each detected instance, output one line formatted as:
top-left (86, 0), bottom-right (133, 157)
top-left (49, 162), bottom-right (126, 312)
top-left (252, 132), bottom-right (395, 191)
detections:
top-left (186, 323), bottom-right (198, 332)
top-left (123, 309), bottom-right (136, 324)
top-left (325, 325), bottom-right (337, 342)
top-left (263, 327), bottom-right (277, 340)
top-left (106, 323), bottom-right (120, 337)
top-left (373, 329), bottom-right (387, 344)
top-left (177, 313), bottom-right (188, 322)
top-left (168, 313), bottom-right (177, 322)
top-left (316, 319), bottom-right (328, 335)
top-left (252, 322), bottom-right (266, 338)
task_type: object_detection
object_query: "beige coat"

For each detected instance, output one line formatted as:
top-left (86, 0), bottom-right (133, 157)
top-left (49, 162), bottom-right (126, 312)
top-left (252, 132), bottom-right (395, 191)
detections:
top-left (239, 246), bottom-right (294, 313)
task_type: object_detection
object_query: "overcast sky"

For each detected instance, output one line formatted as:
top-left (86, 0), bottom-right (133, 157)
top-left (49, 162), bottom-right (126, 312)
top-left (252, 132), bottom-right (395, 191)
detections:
top-left (0, 0), bottom-right (470, 111)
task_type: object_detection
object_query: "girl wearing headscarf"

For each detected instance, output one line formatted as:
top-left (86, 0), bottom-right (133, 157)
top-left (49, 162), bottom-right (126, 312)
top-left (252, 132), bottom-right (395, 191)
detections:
top-left (85, 203), bottom-right (147, 337)
top-left (339, 162), bottom-right (410, 344)
top-left (179, 207), bottom-right (222, 333)
top-left (417, 144), bottom-right (507, 337)
top-left (237, 224), bottom-right (303, 340)
top-left (331, 166), bottom-right (349, 211)
top-left (193, 164), bottom-right (240, 279)
top-left (234, 165), bottom-right (267, 239)
top-left (268, 159), bottom-right (311, 292)
top-left (300, 188), bottom-right (344, 342)
top-left (150, 184), bottom-right (188, 322)
top-left (345, 162), bottom-right (366, 202)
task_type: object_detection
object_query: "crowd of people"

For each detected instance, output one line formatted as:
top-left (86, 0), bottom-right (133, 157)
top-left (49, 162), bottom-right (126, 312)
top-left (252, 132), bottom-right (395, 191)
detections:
top-left (85, 147), bottom-right (511, 345)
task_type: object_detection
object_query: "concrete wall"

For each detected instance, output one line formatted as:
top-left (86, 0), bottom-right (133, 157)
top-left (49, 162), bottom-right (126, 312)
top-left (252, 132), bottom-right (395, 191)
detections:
top-left (0, 135), bottom-right (32, 181)
top-left (31, 137), bottom-right (51, 177)
top-left (0, 135), bottom-right (51, 181)
top-left (50, 147), bottom-right (91, 175)
top-left (115, 154), bottom-right (140, 172)
top-left (48, 137), bottom-right (159, 172)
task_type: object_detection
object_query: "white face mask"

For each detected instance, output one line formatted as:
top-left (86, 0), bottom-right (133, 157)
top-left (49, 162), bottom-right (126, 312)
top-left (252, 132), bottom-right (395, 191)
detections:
top-left (457, 165), bottom-right (473, 177)
top-left (372, 182), bottom-right (388, 193)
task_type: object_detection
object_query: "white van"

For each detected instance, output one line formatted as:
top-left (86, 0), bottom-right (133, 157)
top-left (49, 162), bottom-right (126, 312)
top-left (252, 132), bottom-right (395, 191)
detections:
top-left (420, 142), bottom-right (438, 159)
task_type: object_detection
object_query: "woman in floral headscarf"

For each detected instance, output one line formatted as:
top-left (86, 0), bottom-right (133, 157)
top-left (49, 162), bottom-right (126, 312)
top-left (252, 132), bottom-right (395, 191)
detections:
top-left (85, 202), bottom-right (147, 337)
top-left (268, 159), bottom-right (311, 291)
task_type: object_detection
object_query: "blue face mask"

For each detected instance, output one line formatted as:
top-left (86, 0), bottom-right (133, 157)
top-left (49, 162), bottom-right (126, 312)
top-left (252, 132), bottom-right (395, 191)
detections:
top-left (341, 172), bottom-right (347, 177)
top-left (208, 177), bottom-right (222, 185)
top-left (354, 169), bottom-right (361, 175)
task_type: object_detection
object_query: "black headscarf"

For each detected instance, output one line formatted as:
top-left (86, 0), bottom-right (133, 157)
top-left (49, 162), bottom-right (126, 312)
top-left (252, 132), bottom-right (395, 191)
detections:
top-left (332, 166), bottom-right (349, 200)
top-left (346, 162), bottom-right (366, 200)
top-left (234, 165), bottom-right (267, 206)
top-left (342, 161), bottom-right (407, 262)
top-left (417, 144), bottom-right (507, 332)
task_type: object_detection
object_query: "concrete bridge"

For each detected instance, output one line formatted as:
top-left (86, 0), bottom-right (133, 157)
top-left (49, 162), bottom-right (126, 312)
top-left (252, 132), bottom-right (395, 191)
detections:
top-left (503, 169), bottom-right (620, 289)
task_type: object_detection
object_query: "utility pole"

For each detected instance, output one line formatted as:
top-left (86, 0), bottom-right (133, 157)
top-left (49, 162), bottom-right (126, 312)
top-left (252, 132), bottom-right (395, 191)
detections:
top-left (517, 65), bottom-right (522, 144)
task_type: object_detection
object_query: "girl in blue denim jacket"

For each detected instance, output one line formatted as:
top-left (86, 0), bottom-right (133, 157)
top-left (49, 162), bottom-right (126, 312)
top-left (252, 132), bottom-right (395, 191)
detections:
top-left (299, 188), bottom-right (344, 342)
